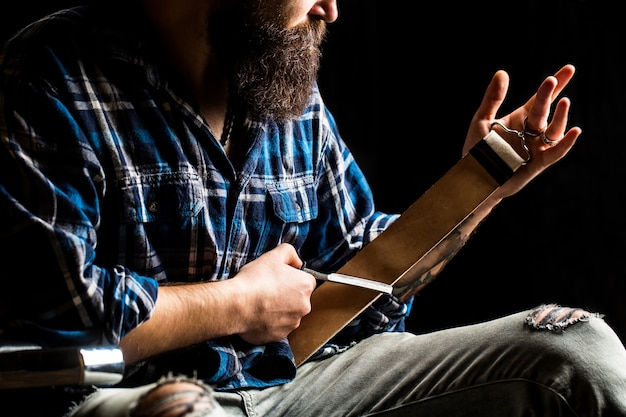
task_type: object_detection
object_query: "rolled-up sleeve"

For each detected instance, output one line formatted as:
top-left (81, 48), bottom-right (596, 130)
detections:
top-left (0, 61), bottom-right (157, 347)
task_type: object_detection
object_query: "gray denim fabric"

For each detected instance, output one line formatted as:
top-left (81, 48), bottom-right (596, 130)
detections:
top-left (69, 307), bottom-right (626, 417)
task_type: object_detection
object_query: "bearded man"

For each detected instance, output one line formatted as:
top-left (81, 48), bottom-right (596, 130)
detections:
top-left (2, 1), bottom-right (626, 416)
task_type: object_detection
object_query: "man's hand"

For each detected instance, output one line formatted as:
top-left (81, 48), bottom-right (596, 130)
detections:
top-left (120, 243), bottom-right (315, 363)
top-left (462, 64), bottom-right (582, 200)
top-left (231, 243), bottom-right (316, 345)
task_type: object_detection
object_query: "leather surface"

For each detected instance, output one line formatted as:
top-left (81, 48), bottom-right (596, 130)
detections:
top-left (289, 133), bottom-right (519, 366)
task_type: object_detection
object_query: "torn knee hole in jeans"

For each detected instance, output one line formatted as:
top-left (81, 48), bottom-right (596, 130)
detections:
top-left (131, 374), bottom-right (219, 417)
top-left (525, 303), bottom-right (603, 331)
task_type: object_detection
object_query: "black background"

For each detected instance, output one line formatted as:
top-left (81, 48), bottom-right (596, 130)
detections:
top-left (317, 0), bottom-right (626, 342)
top-left (3, 1), bottom-right (626, 343)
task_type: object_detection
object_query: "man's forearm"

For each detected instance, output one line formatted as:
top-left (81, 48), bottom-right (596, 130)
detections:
top-left (393, 194), bottom-right (502, 301)
top-left (119, 280), bottom-right (244, 364)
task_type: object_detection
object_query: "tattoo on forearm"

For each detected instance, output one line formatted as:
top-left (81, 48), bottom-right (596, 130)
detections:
top-left (394, 213), bottom-right (482, 299)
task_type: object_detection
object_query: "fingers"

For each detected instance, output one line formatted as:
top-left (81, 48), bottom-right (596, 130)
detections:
top-left (272, 242), bottom-right (304, 269)
top-left (550, 64), bottom-right (576, 100)
top-left (524, 64), bottom-right (576, 133)
top-left (462, 70), bottom-right (510, 155)
top-left (538, 98), bottom-right (582, 156)
top-left (541, 97), bottom-right (570, 146)
top-left (504, 64), bottom-right (578, 160)
top-left (465, 64), bottom-right (580, 200)
top-left (528, 95), bottom-right (580, 154)
top-left (524, 76), bottom-right (557, 133)
top-left (474, 64), bottom-right (574, 130)
top-left (473, 69), bottom-right (509, 123)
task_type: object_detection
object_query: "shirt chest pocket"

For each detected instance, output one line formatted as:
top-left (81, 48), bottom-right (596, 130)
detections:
top-left (118, 171), bottom-right (205, 224)
top-left (266, 176), bottom-right (318, 224)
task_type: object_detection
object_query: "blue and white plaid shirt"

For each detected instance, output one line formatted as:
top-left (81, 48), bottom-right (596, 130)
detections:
top-left (0, 4), bottom-right (411, 389)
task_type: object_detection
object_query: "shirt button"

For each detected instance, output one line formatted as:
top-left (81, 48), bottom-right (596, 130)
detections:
top-left (148, 201), bottom-right (160, 213)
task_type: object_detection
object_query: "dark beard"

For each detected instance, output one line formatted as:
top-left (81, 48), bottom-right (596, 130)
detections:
top-left (209, 6), bottom-right (327, 122)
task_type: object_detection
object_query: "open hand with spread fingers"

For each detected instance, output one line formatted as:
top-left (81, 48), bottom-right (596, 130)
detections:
top-left (462, 64), bottom-right (582, 200)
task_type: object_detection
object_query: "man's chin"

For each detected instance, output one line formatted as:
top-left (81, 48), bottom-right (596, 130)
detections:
top-left (240, 83), bottom-right (315, 122)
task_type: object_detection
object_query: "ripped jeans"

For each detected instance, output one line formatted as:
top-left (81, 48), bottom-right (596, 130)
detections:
top-left (67, 305), bottom-right (626, 417)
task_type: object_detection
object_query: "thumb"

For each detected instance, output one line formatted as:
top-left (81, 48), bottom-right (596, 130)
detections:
top-left (462, 70), bottom-right (510, 155)
top-left (473, 69), bottom-right (509, 122)
top-left (274, 242), bottom-right (304, 269)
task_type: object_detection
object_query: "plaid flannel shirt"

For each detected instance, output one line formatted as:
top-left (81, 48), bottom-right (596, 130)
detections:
top-left (0, 4), bottom-right (411, 389)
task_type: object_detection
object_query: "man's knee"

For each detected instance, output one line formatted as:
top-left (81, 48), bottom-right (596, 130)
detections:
top-left (524, 304), bottom-right (597, 331)
top-left (131, 376), bottom-right (226, 417)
